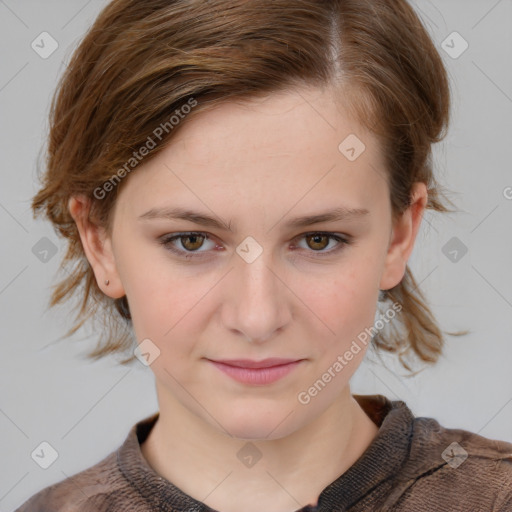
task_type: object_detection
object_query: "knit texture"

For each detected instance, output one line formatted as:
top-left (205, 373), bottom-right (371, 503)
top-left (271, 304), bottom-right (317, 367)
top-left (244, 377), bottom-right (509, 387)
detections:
top-left (15, 394), bottom-right (512, 511)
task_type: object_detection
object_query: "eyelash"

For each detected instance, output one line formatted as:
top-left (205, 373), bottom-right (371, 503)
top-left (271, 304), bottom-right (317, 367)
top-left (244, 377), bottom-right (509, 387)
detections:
top-left (158, 231), bottom-right (352, 260)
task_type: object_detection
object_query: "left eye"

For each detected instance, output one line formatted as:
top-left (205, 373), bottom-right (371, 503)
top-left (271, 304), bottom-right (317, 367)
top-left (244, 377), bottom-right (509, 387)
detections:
top-left (159, 231), bottom-right (350, 259)
top-left (293, 232), bottom-right (347, 253)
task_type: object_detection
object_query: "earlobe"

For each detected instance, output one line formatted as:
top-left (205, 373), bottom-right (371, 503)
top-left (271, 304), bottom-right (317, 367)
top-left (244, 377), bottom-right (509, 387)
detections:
top-left (379, 182), bottom-right (428, 291)
top-left (68, 195), bottom-right (125, 299)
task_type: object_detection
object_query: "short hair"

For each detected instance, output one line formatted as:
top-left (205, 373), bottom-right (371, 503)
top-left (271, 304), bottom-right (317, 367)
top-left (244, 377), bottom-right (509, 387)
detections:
top-left (32, 0), bottom-right (467, 370)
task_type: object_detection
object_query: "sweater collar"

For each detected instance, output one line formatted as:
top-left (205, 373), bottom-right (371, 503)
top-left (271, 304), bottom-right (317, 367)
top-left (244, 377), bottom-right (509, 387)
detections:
top-left (117, 394), bottom-right (414, 511)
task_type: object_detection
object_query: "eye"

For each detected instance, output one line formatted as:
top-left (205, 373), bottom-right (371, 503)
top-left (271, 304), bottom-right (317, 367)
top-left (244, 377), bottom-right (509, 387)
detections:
top-left (292, 232), bottom-right (351, 256)
top-left (159, 232), bottom-right (217, 259)
top-left (158, 231), bottom-right (352, 260)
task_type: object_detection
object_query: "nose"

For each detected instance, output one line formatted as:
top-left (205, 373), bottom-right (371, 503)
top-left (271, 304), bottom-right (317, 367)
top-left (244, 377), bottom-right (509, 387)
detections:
top-left (221, 247), bottom-right (291, 343)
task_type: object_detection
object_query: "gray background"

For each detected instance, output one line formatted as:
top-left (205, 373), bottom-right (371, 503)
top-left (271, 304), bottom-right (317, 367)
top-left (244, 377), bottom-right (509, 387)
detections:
top-left (1, 0), bottom-right (511, 510)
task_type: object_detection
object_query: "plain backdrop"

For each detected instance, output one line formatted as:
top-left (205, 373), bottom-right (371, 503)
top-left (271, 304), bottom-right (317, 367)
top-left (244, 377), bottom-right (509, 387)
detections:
top-left (1, 0), bottom-right (511, 510)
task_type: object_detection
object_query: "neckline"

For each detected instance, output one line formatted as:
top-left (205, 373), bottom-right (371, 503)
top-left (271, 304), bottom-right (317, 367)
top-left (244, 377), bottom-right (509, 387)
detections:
top-left (117, 394), bottom-right (414, 511)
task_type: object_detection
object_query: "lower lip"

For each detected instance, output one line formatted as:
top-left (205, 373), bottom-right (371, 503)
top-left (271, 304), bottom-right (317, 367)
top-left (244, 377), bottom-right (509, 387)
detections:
top-left (209, 360), bottom-right (303, 386)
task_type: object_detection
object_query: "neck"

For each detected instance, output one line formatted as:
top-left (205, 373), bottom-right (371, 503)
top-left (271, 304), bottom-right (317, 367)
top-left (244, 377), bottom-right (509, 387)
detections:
top-left (141, 385), bottom-right (379, 512)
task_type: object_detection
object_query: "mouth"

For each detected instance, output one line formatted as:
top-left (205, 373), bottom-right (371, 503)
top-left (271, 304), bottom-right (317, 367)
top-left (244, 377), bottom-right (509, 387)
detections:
top-left (205, 358), bottom-right (305, 386)
top-left (209, 357), bottom-right (303, 369)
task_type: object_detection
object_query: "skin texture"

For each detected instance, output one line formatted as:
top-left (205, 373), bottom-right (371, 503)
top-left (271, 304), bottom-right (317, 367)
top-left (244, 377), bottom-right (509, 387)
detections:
top-left (69, 84), bottom-right (427, 512)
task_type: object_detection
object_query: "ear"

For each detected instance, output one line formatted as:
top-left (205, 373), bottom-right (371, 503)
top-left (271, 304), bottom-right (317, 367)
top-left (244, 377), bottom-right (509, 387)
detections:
top-left (379, 182), bottom-right (428, 291)
top-left (68, 195), bottom-right (125, 299)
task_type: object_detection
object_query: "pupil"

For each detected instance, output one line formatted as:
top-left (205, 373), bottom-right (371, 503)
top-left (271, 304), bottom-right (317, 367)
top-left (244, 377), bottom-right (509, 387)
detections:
top-left (310, 235), bottom-right (326, 250)
top-left (185, 235), bottom-right (202, 250)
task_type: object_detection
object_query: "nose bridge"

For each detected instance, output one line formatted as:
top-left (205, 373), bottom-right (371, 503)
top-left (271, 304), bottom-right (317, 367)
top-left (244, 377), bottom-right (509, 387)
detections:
top-left (225, 238), bottom-right (288, 342)
top-left (237, 240), bottom-right (279, 306)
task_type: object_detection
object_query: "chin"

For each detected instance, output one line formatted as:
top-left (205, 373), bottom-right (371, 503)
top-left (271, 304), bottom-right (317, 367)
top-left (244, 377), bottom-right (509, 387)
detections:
top-left (207, 401), bottom-right (303, 441)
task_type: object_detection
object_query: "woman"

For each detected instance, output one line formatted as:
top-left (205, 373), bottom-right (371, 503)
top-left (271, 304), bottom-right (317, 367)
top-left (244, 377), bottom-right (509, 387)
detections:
top-left (15, 0), bottom-right (512, 510)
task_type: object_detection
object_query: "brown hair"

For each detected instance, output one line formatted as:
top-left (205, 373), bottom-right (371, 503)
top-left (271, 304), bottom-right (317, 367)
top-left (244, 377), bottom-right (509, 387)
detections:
top-left (32, 0), bottom-right (468, 370)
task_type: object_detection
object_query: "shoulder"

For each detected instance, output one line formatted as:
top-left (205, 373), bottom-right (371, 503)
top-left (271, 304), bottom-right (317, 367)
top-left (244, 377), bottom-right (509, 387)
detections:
top-left (14, 412), bottom-right (160, 512)
top-left (11, 411), bottom-right (162, 512)
top-left (391, 414), bottom-right (512, 510)
top-left (13, 450), bottom-right (141, 512)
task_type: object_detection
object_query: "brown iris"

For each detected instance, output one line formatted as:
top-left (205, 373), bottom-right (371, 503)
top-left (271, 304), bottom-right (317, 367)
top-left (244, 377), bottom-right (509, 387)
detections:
top-left (305, 234), bottom-right (329, 251)
top-left (180, 234), bottom-right (205, 251)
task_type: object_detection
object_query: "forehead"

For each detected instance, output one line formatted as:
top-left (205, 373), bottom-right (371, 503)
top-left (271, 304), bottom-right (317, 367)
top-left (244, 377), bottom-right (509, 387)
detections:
top-left (170, 86), bottom-right (377, 162)
top-left (115, 85), bottom-right (386, 215)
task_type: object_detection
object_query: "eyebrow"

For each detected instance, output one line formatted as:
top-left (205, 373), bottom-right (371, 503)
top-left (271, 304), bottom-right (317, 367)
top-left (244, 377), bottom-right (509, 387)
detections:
top-left (137, 206), bottom-right (370, 232)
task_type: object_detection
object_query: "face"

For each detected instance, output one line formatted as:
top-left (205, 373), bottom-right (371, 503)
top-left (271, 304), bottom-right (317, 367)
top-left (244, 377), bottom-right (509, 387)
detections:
top-left (72, 84), bottom-right (426, 440)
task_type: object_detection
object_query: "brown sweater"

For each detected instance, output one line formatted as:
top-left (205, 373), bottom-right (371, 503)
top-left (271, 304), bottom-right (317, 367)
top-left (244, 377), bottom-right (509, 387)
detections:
top-left (14, 394), bottom-right (512, 511)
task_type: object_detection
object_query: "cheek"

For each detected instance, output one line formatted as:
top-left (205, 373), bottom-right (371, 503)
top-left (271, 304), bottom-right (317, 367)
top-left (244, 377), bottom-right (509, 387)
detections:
top-left (128, 282), bottom-right (197, 346)
top-left (123, 265), bottom-right (216, 362)
top-left (307, 264), bottom-right (378, 336)
top-left (116, 248), bottom-right (179, 343)
top-left (296, 265), bottom-right (380, 386)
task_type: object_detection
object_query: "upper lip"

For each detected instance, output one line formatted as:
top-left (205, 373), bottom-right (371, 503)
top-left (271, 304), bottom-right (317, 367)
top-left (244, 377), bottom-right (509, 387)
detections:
top-left (208, 358), bottom-right (303, 369)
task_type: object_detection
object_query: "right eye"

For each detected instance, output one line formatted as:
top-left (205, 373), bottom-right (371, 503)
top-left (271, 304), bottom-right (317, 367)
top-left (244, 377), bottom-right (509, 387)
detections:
top-left (158, 232), bottom-right (218, 259)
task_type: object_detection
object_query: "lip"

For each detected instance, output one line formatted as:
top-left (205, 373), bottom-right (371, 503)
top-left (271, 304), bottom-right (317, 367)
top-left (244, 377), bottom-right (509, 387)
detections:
top-left (211, 358), bottom-right (301, 369)
top-left (207, 358), bottom-right (304, 385)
